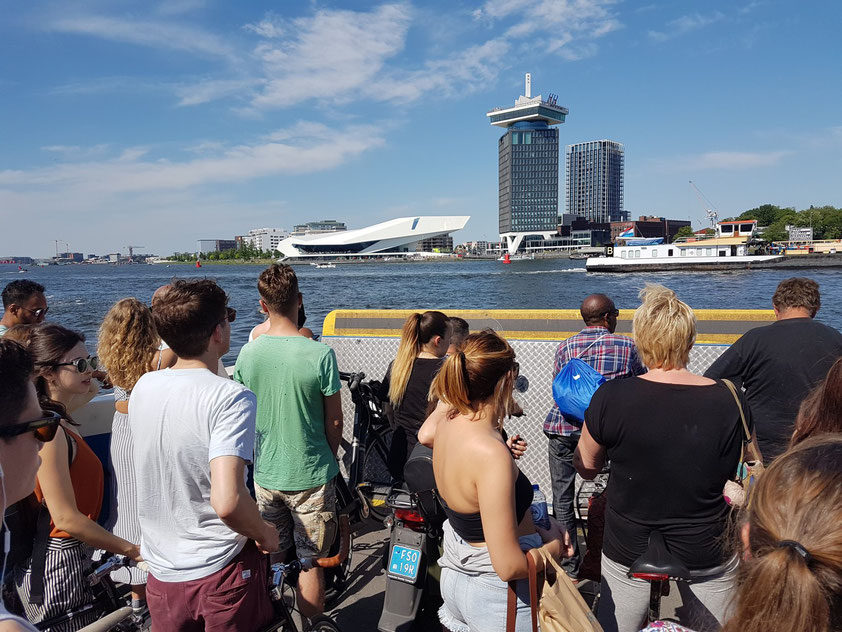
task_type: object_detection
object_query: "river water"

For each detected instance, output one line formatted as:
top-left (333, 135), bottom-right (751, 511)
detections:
top-left (5, 260), bottom-right (841, 363)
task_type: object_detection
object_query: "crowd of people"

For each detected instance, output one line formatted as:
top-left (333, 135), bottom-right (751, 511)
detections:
top-left (0, 273), bottom-right (841, 632)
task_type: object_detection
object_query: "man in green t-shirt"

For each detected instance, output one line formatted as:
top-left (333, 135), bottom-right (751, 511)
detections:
top-left (233, 264), bottom-right (343, 619)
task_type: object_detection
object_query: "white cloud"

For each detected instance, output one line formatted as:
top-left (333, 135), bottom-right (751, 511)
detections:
top-left (0, 122), bottom-right (385, 194)
top-left (657, 150), bottom-right (791, 172)
top-left (175, 79), bottom-right (260, 106)
top-left (648, 11), bottom-right (725, 42)
top-left (250, 4), bottom-right (412, 109)
top-left (46, 15), bottom-right (237, 60)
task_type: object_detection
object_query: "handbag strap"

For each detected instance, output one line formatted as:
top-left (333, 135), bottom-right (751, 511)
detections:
top-left (721, 379), bottom-right (761, 463)
top-left (507, 552), bottom-right (540, 632)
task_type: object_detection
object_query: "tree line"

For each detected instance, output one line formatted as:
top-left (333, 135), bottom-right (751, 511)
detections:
top-left (168, 242), bottom-right (279, 262)
top-left (731, 204), bottom-right (842, 242)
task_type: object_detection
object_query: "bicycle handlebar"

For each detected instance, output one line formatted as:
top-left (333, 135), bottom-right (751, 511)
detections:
top-left (270, 515), bottom-right (351, 586)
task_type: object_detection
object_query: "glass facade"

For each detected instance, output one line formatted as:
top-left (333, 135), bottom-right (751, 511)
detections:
top-left (498, 122), bottom-right (559, 234)
top-left (565, 140), bottom-right (624, 223)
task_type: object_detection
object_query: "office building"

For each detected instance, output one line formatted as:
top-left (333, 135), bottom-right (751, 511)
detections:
top-left (197, 239), bottom-right (237, 253)
top-left (610, 216), bottom-right (691, 243)
top-left (292, 220), bottom-right (347, 235)
top-left (566, 140), bottom-right (624, 223)
top-left (488, 73), bottom-right (568, 254)
top-left (244, 228), bottom-right (289, 252)
top-left (416, 235), bottom-right (453, 252)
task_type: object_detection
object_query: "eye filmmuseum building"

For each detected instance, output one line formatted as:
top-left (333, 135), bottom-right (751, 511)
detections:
top-left (487, 73), bottom-right (568, 254)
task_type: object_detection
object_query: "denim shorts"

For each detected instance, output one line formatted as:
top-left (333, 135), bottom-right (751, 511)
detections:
top-left (438, 521), bottom-right (542, 632)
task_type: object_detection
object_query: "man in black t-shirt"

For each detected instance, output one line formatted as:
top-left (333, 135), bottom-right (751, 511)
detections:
top-left (705, 277), bottom-right (842, 461)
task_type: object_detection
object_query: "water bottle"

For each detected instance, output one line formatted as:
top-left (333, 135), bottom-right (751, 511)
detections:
top-left (530, 484), bottom-right (550, 529)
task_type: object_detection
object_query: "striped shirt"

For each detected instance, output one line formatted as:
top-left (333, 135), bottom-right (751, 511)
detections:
top-left (544, 326), bottom-right (646, 436)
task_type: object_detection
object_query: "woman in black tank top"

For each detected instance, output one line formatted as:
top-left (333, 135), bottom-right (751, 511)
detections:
top-left (430, 331), bottom-right (572, 632)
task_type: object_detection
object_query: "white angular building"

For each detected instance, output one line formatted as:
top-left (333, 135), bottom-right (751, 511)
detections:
top-left (277, 216), bottom-right (469, 260)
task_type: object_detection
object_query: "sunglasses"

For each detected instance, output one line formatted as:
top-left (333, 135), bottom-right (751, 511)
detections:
top-left (0, 410), bottom-right (62, 442)
top-left (603, 309), bottom-right (620, 318)
top-left (210, 307), bottom-right (237, 334)
top-left (20, 306), bottom-right (49, 319)
top-left (47, 356), bottom-right (99, 373)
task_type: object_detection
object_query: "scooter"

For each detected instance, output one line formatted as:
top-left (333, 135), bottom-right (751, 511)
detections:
top-left (377, 444), bottom-right (444, 632)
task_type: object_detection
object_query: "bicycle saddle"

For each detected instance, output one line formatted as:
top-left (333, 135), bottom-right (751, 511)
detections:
top-left (628, 530), bottom-right (692, 581)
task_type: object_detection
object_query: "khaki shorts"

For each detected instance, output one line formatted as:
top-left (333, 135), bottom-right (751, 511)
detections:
top-left (255, 479), bottom-right (337, 558)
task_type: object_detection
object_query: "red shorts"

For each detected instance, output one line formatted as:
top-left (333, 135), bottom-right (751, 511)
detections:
top-left (146, 541), bottom-right (274, 632)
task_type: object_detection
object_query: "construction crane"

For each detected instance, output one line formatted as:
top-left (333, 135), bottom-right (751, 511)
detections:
top-left (689, 181), bottom-right (719, 229)
top-left (125, 245), bottom-right (145, 262)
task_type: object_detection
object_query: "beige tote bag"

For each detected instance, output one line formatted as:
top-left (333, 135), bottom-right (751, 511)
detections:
top-left (506, 548), bottom-right (603, 632)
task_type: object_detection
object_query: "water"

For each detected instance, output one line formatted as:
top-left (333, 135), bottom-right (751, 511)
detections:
top-left (5, 260), bottom-right (842, 363)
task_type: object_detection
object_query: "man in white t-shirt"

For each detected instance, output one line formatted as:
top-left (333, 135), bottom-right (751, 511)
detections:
top-left (130, 279), bottom-right (279, 631)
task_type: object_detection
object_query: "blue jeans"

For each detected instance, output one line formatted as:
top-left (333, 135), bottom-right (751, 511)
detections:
top-left (546, 431), bottom-right (581, 577)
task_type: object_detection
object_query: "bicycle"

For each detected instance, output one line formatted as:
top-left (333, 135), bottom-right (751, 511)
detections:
top-left (336, 371), bottom-right (393, 525)
top-left (263, 515), bottom-right (351, 632)
top-left (34, 555), bottom-right (149, 632)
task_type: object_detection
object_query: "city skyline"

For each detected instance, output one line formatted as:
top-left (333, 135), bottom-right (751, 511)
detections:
top-left (1, 1), bottom-right (840, 257)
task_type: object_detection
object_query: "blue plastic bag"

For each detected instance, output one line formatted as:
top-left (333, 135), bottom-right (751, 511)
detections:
top-left (552, 357), bottom-right (606, 422)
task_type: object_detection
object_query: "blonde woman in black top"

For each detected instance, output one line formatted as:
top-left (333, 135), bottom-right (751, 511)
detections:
top-left (381, 311), bottom-right (451, 480)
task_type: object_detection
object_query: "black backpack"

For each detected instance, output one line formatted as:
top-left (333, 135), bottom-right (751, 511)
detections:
top-left (403, 443), bottom-right (445, 529)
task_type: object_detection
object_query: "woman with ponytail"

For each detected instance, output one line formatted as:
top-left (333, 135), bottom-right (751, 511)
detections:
top-left (723, 435), bottom-right (842, 632)
top-left (574, 284), bottom-right (756, 632)
top-left (432, 330), bottom-right (572, 632)
top-left (381, 310), bottom-right (451, 479)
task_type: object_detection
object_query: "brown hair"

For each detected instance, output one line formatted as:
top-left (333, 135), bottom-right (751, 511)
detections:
top-left (152, 279), bottom-right (228, 358)
top-left (258, 264), bottom-right (299, 315)
top-left (632, 284), bottom-right (696, 370)
top-left (3, 323), bottom-right (36, 347)
top-left (723, 435), bottom-right (842, 632)
top-left (0, 339), bottom-right (34, 429)
top-left (388, 311), bottom-right (450, 405)
top-left (98, 298), bottom-right (159, 391)
top-left (772, 277), bottom-right (821, 316)
top-left (791, 357), bottom-right (842, 448)
top-left (448, 317), bottom-right (470, 349)
top-left (430, 330), bottom-right (516, 428)
top-left (28, 323), bottom-right (85, 424)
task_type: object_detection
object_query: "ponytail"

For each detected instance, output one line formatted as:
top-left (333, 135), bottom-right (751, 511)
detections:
top-left (723, 436), bottom-right (842, 632)
top-left (430, 330), bottom-right (515, 427)
top-left (389, 313), bottom-right (422, 405)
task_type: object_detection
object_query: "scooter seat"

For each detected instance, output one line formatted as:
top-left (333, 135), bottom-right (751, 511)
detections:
top-left (628, 531), bottom-right (691, 581)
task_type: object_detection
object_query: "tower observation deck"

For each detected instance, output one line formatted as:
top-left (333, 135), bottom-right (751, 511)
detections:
top-left (487, 73), bottom-right (568, 255)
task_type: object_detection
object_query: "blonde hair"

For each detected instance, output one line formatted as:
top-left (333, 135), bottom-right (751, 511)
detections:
top-left (430, 330), bottom-right (515, 428)
top-left (388, 311), bottom-right (449, 406)
top-left (632, 284), bottom-right (695, 370)
top-left (723, 435), bottom-right (842, 632)
top-left (98, 298), bottom-right (159, 391)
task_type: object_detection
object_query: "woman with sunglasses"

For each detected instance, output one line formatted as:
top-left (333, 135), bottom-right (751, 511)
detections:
top-left (98, 299), bottom-right (159, 613)
top-left (15, 324), bottom-right (141, 631)
top-left (0, 339), bottom-right (49, 632)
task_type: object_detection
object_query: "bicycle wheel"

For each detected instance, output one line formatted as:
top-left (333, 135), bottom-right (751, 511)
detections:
top-left (308, 615), bottom-right (341, 631)
top-left (359, 427), bottom-right (393, 522)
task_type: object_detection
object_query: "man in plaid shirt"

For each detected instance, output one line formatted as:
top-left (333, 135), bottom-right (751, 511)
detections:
top-left (544, 294), bottom-right (645, 579)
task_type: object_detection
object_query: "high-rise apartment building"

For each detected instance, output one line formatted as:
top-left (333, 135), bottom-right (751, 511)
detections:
top-left (566, 140), bottom-right (624, 223)
top-left (487, 74), bottom-right (568, 254)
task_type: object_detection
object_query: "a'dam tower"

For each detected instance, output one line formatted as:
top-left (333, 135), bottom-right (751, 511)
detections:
top-left (487, 73), bottom-right (568, 255)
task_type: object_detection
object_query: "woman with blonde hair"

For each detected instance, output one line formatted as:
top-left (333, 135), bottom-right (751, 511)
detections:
top-left (432, 330), bottom-right (571, 632)
top-left (381, 310), bottom-right (451, 479)
top-left (574, 284), bottom-right (757, 632)
top-left (97, 298), bottom-right (159, 611)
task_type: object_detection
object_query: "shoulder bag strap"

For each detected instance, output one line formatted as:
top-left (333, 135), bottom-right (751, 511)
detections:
top-left (507, 552), bottom-right (540, 632)
top-left (574, 334), bottom-right (609, 360)
top-left (721, 379), bottom-right (761, 462)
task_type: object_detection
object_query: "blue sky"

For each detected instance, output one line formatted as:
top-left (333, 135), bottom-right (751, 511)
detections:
top-left (1, 0), bottom-right (840, 257)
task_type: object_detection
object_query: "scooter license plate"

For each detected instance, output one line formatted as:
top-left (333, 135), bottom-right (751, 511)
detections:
top-left (387, 544), bottom-right (421, 582)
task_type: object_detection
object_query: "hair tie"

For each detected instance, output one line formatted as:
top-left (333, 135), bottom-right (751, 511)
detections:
top-left (777, 540), bottom-right (813, 565)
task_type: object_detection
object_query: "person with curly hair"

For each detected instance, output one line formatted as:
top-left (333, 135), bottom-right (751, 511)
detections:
top-left (97, 298), bottom-right (160, 612)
